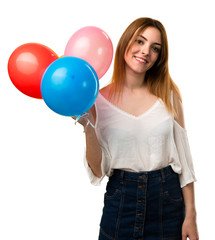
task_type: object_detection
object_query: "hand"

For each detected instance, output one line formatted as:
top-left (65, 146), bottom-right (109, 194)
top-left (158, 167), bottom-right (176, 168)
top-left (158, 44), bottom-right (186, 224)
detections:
top-left (72, 105), bottom-right (96, 128)
top-left (182, 216), bottom-right (199, 240)
top-left (72, 115), bottom-right (88, 127)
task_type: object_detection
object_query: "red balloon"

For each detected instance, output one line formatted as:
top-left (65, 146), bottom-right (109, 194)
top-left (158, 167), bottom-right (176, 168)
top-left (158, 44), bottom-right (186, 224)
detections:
top-left (8, 43), bottom-right (58, 99)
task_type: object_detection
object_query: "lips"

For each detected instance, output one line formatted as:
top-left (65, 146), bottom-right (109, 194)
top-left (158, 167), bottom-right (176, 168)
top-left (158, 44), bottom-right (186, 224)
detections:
top-left (135, 56), bottom-right (148, 64)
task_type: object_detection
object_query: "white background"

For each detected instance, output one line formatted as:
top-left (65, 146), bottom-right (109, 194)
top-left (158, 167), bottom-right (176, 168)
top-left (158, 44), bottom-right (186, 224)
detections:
top-left (0, 0), bottom-right (214, 239)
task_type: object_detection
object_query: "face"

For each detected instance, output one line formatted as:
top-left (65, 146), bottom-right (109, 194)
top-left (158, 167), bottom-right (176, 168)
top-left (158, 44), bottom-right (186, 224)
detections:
top-left (124, 27), bottom-right (162, 76)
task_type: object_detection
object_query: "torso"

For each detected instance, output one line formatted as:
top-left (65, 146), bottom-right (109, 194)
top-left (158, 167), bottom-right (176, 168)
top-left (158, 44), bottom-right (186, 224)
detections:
top-left (91, 84), bottom-right (184, 129)
top-left (99, 84), bottom-right (159, 118)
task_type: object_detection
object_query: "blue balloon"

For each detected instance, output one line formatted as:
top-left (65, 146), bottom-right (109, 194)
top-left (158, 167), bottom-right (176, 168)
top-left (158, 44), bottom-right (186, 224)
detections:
top-left (41, 57), bottom-right (99, 116)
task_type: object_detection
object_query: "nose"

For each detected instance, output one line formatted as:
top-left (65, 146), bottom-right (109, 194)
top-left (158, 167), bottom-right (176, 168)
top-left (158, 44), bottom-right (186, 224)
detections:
top-left (141, 44), bottom-right (150, 56)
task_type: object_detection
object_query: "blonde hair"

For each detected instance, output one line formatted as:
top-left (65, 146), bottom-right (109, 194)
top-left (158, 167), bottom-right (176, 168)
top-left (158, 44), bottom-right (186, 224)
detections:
top-left (110, 17), bottom-right (182, 116)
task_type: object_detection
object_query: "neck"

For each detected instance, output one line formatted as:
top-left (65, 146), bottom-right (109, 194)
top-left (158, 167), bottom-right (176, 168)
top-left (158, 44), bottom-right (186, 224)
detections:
top-left (124, 69), bottom-right (146, 91)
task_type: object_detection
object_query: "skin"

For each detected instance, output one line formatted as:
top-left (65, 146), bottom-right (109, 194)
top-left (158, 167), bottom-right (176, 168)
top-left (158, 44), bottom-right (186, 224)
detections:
top-left (75, 26), bottom-right (199, 239)
top-left (173, 95), bottom-right (199, 240)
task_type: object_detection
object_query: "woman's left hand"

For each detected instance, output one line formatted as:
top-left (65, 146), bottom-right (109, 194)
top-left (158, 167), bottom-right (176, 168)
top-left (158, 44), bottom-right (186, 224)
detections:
top-left (182, 216), bottom-right (199, 240)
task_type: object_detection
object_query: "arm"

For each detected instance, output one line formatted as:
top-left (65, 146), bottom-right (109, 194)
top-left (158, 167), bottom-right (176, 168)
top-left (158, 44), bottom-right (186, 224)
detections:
top-left (173, 94), bottom-right (199, 240)
top-left (74, 105), bottom-right (103, 178)
top-left (182, 183), bottom-right (199, 240)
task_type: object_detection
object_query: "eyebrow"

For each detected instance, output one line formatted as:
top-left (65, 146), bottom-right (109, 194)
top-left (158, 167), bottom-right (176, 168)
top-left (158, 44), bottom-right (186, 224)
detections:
top-left (138, 35), bottom-right (162, 46)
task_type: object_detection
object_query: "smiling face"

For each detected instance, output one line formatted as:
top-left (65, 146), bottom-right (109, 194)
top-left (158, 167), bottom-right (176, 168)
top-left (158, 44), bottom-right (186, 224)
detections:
top-left (124, 27), bottom-right (162, 77)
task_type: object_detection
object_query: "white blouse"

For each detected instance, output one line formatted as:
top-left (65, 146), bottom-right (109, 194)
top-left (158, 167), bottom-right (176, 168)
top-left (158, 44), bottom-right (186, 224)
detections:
top-left (84, 92), bottom-right (197, 188)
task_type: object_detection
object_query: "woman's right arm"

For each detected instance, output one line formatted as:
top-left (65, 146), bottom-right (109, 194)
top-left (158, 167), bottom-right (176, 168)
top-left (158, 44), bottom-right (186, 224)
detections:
top-left (74, 105), bottom-right (103, 178)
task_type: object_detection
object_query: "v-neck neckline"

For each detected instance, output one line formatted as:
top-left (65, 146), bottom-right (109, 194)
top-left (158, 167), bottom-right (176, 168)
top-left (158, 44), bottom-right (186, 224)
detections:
top-left (98, 92), bottom-right (161, 120)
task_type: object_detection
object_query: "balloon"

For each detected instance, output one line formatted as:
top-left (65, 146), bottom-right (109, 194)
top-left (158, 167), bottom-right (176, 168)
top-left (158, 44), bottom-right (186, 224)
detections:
top-left (41, 57), bottom-right (99, 116)
top-left (8, 43), bottom-right (58, 99)
top-left (64, 26), bottom-right (113, 79)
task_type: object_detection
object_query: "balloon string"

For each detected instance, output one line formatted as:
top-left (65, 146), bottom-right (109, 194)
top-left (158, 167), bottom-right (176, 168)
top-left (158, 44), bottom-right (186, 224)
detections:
top-left (75, 113), bottom-right (95, 132)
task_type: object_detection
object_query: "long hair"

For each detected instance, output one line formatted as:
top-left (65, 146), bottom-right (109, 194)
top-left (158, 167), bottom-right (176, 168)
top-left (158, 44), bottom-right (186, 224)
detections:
top-left (110, 17), bottom-right (182, 116)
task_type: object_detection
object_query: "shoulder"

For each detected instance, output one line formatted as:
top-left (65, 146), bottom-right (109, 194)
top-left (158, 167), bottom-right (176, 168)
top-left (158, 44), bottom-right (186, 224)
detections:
top-left (100, 84), bottom-right (112, 99)
top-left (173, 91), bottom-right (185, 129)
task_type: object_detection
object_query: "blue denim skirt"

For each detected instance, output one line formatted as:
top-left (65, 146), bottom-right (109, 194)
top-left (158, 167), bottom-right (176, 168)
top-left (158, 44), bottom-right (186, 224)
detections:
top-left (99, 166), bottom-right (185, 240)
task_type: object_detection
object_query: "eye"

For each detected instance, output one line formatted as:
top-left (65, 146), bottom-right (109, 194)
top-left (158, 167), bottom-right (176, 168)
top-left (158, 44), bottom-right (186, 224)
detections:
top-left (135, 39), bottom-right (144, 45)
top-left (151, 46), bottom-right (160, 53)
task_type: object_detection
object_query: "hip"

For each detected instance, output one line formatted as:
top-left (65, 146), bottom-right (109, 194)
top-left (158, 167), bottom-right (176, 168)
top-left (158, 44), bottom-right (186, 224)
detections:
top-left (99, 165), bottom-right (185, 240)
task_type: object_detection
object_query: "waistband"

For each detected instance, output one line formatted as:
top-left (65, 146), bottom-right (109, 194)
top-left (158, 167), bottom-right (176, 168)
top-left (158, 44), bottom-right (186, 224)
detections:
top-left (112, 165), bottom-right (174, 181)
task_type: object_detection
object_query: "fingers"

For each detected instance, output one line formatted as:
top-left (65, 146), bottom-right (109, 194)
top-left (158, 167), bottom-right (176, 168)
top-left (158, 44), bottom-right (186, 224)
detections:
top-left (182, 233), bottom-right (199, 240)
top-left (182, 235), bottom-right (187, 240)
top-left (71, 115), bottom-right (87, 127)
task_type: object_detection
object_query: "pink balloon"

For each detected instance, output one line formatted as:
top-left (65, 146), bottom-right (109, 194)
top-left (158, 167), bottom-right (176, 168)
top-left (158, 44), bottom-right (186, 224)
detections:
top-left (64, 26), bottom-right (113, 79)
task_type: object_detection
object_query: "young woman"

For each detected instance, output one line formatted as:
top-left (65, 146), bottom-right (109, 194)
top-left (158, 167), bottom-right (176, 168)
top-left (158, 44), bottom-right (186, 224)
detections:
top-left (76, 17), bottom-right (199, 240)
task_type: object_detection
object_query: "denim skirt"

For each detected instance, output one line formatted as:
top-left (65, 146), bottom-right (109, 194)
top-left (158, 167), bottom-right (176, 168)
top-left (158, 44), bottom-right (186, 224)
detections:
top-left (99, 166), bottom-right (185, 240)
